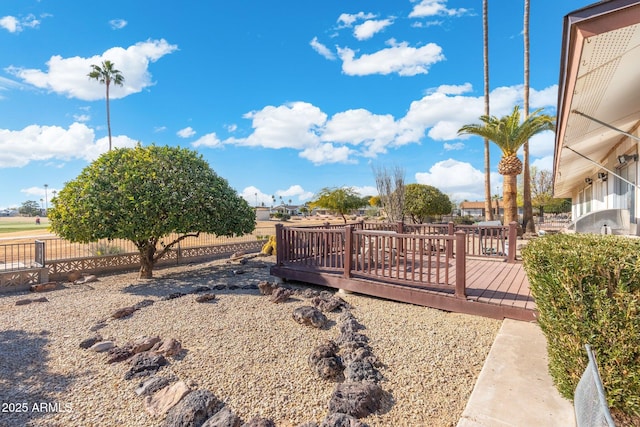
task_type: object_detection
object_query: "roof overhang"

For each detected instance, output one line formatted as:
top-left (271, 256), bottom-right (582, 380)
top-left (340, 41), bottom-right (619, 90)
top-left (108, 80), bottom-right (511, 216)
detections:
top-left (554, 0), bottom-right (640, 197)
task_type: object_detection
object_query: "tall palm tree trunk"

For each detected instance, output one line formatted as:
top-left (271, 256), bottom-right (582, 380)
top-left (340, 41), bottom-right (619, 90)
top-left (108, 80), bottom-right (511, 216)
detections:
top-left (483, 0), bottom-right (493, 221)
top-left (522, 0), bottom-right (535, 233)
top-left (106, 81), bottom-right (112, 151)
top-left (503, 174), bottom-right (519, 225)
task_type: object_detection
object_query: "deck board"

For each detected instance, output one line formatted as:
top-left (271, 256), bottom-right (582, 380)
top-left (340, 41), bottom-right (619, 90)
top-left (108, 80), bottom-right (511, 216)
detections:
top-left (271, 257), bottom-right (536, 321)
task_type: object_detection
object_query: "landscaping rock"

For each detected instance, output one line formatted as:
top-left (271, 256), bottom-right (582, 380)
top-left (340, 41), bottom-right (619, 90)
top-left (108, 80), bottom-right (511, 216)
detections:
top-left (335, 332), bottom-right (369, 350)
top-left (257, 280), bottom-right (278, 295)
top-left (312, 294), bottom-right (349, 312)
top-left (269, 287), bottom-right (293, 303)
top-left (15, 299), bottom-right (32, 306)
top-left (213, 284), bottom-right (227, 291)
top-left (79, 335), bottom-right (102, 349)
top-left (89, 322), bottom-right (107, 332)
top-left (136, 375), bottom-right (173, 397)
top-left (201, 406), bottom-right (242, 427)
top-left (74, 275), bottom-right (97, 285)
top-left (341, 346), bottom-right (378, 367)
top-left (67, 271), bottom-right (83, 282)
top-left (320, 413), bottom-right (369, 427)
top-left (129, 336), bottom-right (162, 354)
top-left (133, 299), bottom-right (155, 310)
top-left (90, 340), bottom-right (115, 353)
top-left (106, 346), bottom-right (134, 364)
top-left (154, 338), bottom-right (183, 357)
top-left (145, 381), bottom-right (191, 417)
top-left (124, 351), bottom-right (167, 380)
top-left (163, 389), bottom-right (221, 427)
top-left (192, 286), bottom-right (212, 293)
top-left (30, 282), bottom-right (58, 292)
top-left (328, 382), bottom-right (384, 418)
top-left (292, 306), bottom-right (328, 329)
top-left (196, 293), bottom-right (217, 303)
top-left (309, 340), bottom-right (344, 381)
top-left (162, 292), bottom-right (187, 301)
top-left (344, 360), bottom-right (382, 383)
top-left (299, 288), bottom-right (320, 299)
top-left (241, 418), bottom-right (276, 427)
top-left (111, 306), bottom-right (136, 319)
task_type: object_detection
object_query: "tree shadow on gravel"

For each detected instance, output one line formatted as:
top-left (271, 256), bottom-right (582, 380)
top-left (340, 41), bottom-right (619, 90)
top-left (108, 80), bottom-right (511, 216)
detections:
top-left (0, 329), bottom-right (75, 426)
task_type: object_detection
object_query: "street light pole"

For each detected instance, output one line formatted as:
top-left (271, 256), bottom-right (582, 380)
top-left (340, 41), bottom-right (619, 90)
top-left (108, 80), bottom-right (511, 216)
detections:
top-left (44, 184), bottom-right (48, 215)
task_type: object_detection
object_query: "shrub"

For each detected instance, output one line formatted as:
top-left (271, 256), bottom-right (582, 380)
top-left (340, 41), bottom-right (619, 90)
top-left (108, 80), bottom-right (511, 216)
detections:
top-left (522, 233), bottom-right (640, 415)
top-left (89, 242), bottom-right (124, 256)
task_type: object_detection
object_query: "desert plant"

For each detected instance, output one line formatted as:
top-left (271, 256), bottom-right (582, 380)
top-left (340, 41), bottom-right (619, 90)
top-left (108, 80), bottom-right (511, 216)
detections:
top-left (522, 233), bottom-right (640, 415)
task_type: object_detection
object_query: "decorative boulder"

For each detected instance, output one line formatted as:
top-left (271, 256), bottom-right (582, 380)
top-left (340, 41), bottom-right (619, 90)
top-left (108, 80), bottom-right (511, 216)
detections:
top-left (163, 389), bottom-right (221, 427)
top-left (145, 381), bottom-right (191, 416)
top-left (196, 293), bottom-right (217, 303)
top-left (111, 306), bottom-right (136, 319)
top-left (344, 360), bottom-right (382, 383)
top-left (328, 382), bottom-right (384, 419)
top-left (30, 282), bottom-right (58, 292)
top-left (201, 406), bottom-right (242, 427)
top-left (107, 346), bottom-right (135, 364)
top-left (133, 299), bottom-right (155, 310)
top-left (312, 294), bottom-right (349, 312)
top-left (129, 336), bottom-right (162, 354)
top-left (257, 281), bottom-right (278, 296)
top-left (136, 376), bottom-right (173, 397)
top-left (124, 351), bottom-right (168, 380)
top-left (269, 287), bottom-right (293, 303)
top-left (90, 340), bottom-right (115, 353)
top-left (309, 340), bottom-right (344, 381)
top-left (154, 338), bottom-right (183, 357)
top-left (292, 306), bottom-right (328, 329)
top-left (162, 292), bottom-right (187, 301)
top-left (79, 335), bottom-right (103, 349)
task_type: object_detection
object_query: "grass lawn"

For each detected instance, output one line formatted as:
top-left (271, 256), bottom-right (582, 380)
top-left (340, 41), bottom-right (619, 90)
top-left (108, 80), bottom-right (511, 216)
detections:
top-left (0, 217), bottom-right (50, 234)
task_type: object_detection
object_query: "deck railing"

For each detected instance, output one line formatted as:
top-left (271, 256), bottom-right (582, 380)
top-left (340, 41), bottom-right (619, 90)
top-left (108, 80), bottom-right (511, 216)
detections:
top-left (0, 241), bottom-right (41, 272)
top-left (275, 223), bottom-right (470, 297)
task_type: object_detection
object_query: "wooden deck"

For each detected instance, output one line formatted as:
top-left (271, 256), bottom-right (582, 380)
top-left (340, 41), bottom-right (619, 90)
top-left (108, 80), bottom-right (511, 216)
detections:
top-left (271, 257), bottom-right (535, 322)
top-left (271, 222), bottom-right (536, 322)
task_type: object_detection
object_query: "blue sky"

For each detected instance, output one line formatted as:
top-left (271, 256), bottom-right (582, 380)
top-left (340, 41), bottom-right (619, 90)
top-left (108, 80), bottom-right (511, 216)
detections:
top-left (0, 0), bottom-right (589, 211)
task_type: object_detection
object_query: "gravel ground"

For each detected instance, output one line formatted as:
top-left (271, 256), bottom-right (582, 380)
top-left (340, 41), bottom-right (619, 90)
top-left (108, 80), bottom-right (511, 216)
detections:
top-left (0, 254), bottom-right (501, 427)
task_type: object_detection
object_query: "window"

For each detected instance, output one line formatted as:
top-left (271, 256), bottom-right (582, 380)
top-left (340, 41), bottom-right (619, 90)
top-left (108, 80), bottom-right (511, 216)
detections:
top-left (614, 162), bottom-right (637, 224)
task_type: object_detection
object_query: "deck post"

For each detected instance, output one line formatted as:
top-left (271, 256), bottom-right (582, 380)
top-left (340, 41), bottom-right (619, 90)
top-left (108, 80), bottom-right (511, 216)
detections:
top-left (344, 225), bottom-right (353, 278)
top-left (454, 230), bottom-right (466, 298)
top-left (275, 223), bottom-right (284, 266)
top-left (396, 221), bottom-right (404, 254)
top-left (447, 222), bottom-right (454, 258)
top-left (507, 221), bottom-right (518, 263)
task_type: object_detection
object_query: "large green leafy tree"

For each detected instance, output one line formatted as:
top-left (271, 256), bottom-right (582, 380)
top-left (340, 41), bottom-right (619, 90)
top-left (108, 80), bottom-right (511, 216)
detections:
top-left (88, 60), bottom-right (124, 151)
top-left (48, 145), bottom-right (255, 278)
top-left (458, 106), bottom-right (555, 225)
top-left (403, 184), bottom-right (452, 224)
top-left (19, 200), bottom-right (41, 216)
top-left (311, 187), bottom-right (364, 223)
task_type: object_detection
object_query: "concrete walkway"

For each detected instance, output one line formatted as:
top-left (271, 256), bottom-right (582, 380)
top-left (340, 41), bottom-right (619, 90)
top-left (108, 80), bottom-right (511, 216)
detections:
top-left (457, 319), bottom-right (576, 427)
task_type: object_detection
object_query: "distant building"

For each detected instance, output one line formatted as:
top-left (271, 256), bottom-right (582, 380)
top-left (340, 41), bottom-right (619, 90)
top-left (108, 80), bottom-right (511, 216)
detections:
top-left (459, 201), bottom-right (504, 218)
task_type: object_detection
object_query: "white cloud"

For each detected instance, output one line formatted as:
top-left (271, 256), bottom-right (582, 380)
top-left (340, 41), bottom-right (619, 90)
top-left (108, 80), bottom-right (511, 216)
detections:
top-left (531, 156), bottom-right (554, 171)
top-left (310, 37), bottom-right (336, 60)
top-left (300, 143), bottom-right (355, 165)
top-left (443, 142), bottom-right (464, 150)
top-left (352, 186), bottom-right (378, 197)
top-left (109, 19), bottom-right (127, 30)
top-left (353, 19), bottom-right (393, 40)
top-left (322, 109), bottom-right (399, 156)
top-left (276, 185), bottom-right (314, 201)
top-left (192, 132), bottom-right (221, 148)
top-left (0, 14), bottom-right (40, 33)
top-left (225, 124), bottom-right (237, 133)
top-left (21, 186), bottom-right (61, 199)
top-left (177, 126), bottom-right (196, 138)
top-left (415, 159), bottom-right (502, 201)
top-left (73, 114), bottom-right (90, 122)
top-left (225, 102), bottom-right (326, 150)
top-left (0, 122), bottom-right (138, 167)
top-left (337, 39), bottom-right (444, 76)
top-left (409, 0), bottom-right (470, 18)
top-left (240, 186), bottom-right (273, 206)
top-left (531, 85), bottom-right (558, 109)
top-left (528, 130), bottom-right (555, 158)
top-left (154, 126), bottom-right (167, 133)
top-left (7, 39), bottom-right (178, 101)
top-left (337, 12), bottom-right (376, 27)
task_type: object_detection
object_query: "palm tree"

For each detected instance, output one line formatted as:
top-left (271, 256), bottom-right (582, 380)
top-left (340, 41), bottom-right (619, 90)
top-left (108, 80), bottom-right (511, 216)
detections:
top-left (522, 0), bottom-right (535, 235)
top-left (88, 60), bottom-right (124, 151)
top-left (458, 106), bottom-right (555, 225)
top-left (482, 0), bottom-right (493, 221)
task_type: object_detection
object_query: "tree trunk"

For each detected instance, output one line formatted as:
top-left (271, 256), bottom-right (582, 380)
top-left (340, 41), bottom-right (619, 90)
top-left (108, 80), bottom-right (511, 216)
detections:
top-left (138, 243), bottom-right (156, 279)
top-left (483, 0), bottom-right (493, 221)
top-left (106, 81), bottom-right (112, 151)
top-left (522, 0), bottom-right (535, 234)
top-left (503, 174), bottom-right (519, 225)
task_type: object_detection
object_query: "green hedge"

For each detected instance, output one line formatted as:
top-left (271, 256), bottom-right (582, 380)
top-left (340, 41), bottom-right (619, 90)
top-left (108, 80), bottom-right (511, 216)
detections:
top-left (522, 233), bottom-right (640, 415)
